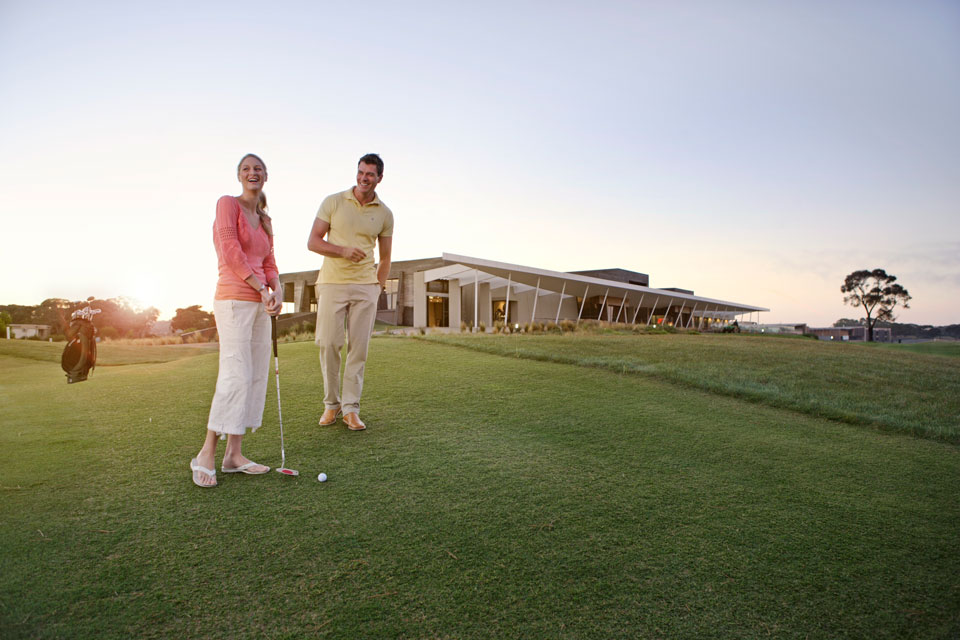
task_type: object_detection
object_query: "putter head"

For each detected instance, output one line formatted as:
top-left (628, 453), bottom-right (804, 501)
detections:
top-left (277, 467), bottom-right (299, 477)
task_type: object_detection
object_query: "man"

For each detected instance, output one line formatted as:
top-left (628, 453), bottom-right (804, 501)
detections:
top-left (307, 153), bottom-right (393, 431)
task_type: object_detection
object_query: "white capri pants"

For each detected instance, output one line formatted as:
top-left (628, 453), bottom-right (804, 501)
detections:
top-left (206, 299), bottom-right (272, 436)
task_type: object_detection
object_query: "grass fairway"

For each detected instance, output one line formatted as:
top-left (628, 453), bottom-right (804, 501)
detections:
top-left (1, 336), bottom-right (958, 639)
top-left (424, 333), bottom-right (960, 443)
top-left (874, 341), bottom-right (960, 358)
top-left (0, 339), bottom-right (217, 366)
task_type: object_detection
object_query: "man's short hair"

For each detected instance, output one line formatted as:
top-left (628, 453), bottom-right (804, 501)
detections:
top-left (358, 153), bottom-right (384, 177)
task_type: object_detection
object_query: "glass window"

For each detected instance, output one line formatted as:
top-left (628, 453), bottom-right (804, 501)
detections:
top-left (383, 278), bottom-right (399, 310)
top-left (492, 300), bottom-right (518, 323)
top-left (426, 279), bottom-right (449, 293)
top-left (427, 296), bottom-right (449, 327)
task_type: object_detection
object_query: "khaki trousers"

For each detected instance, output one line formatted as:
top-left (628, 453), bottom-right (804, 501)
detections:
top-left (315, 283), bottom-right (381, 414)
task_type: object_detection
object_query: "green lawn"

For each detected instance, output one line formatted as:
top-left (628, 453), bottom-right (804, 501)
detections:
top-left (1, 335), bottom-right (958, 639)
top-left (423, 332), bottom-right (960, 443)
top-left (0, 339), bottom-right (216, 366)
top-left (873, 340), bottom-right (960, 358)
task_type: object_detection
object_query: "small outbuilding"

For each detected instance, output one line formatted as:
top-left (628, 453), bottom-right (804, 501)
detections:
top-left (7, 324), bottom-right (52, 339)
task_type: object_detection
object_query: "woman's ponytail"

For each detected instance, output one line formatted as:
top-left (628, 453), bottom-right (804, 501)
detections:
top-left (257, 191), bottom-right (273, 237)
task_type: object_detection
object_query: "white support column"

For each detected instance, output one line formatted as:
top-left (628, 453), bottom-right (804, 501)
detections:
top-left (530, 276), bottom-right (541, 323)
top-left (293, 280), bottom-right (306, 312)
top-left (577, 285), bottom-right (589, 323)
top-left (597, 288), bottom-right (609, 321)
top-left (698, 304), bottom-right (710, 330)
top-left (686, 303), bottom-right (698, 329)
top-left (661, 301), bottom-right (673, 327)
top-left (504, 273), bottom-right (512, 327)
top-left (646, 295), bottom-right (660, 326)
top-left (615, 292), bottom-right (627, 323)
top-left (631, 294), bottom-right (645, 324)
top-left (449, 279), bottom-right (461, 328)
top-left (675, 300), bottom-right (686, 328)
top-left (474, 269), bottom-right (478, 330)
top-left (413, 271), bottom-right (427, 328)
top-left (554, 281), bottom-right (566, 324)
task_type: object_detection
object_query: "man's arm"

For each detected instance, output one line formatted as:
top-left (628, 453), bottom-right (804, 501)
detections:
top-left (376, 236), bottom-right (393, 288)
top-left (307, 218), bottom-right (365, 262)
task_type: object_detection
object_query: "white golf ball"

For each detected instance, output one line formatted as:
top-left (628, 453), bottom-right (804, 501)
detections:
top-left (317, 473), bottom-right (327, 482)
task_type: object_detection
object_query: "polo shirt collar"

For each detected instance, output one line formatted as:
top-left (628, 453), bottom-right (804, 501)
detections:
top-left (345, 187), bottom-right (381, 207)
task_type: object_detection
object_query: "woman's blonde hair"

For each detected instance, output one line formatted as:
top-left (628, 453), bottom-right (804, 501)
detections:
top-left (237, 153), bottom-right (273, 236)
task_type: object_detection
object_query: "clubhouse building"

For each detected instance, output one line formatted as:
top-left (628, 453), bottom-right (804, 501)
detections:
top-left (278, 254), bottom-right (768, 331)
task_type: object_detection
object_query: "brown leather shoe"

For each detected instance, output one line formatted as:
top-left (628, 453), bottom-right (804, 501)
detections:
top-left (318, 408), bottom-right (341, 426)
top-left (343, 412), bottom-right (366, 431)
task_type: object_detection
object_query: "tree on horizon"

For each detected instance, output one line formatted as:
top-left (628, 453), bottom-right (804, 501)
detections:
top-left (840, 269), bottom-right (911, 342)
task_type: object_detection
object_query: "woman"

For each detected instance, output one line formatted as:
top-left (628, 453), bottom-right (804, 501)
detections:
top-left (191, 153), bottom-right (283, 487)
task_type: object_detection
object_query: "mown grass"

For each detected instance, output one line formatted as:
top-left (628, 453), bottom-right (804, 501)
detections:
top-left (1, 337), bottom-right (958, 639)
top-left (872, 341), bottom-right (960, 358)
top-left (422, 332), bottom-right (960, 444)
top-left (0, 339), bottom-right (216, 366)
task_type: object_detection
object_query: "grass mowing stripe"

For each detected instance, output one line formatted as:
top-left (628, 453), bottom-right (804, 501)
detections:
top-left (1, 338), bottom-right (958, 638)
top-left (420, 333), bottom-right (960, 443)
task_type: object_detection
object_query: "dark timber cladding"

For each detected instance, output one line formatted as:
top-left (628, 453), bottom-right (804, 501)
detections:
top-left (568, 268), bottom-right (649, 287)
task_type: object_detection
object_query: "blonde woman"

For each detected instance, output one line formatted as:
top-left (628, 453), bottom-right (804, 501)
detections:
top-left (191, 153), bottom-right (283, 488)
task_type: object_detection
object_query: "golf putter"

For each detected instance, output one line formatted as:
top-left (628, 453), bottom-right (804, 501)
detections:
top-left (272, 316), bottom-right (298, 476)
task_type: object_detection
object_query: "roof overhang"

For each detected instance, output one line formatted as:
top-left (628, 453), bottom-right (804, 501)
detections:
top-left (434, 253), bottom-right (768, 315)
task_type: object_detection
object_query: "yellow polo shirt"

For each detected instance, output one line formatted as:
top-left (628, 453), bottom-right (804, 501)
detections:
top-left (316, 188), bottom-right (394, 285)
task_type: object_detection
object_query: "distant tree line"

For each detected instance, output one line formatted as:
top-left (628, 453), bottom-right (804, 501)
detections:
top-left (833, 318), bottom-right (960, 340)
top-left (0, 297), bottom-right (159, 340)
top-left (170, 305), bottom-right (215, 333)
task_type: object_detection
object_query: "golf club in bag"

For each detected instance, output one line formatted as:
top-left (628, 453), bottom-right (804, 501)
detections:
top-left (61, 302), bottom-right (101, 384)
top-left (272, 315), bottom-right (298, 476)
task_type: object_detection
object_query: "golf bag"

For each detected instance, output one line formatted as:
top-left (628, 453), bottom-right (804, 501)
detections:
top-left (61, 306), bottom-right (100, 384)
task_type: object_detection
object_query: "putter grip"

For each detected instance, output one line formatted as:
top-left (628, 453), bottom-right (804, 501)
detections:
top-left (271, 315), bottom-right (278, 357)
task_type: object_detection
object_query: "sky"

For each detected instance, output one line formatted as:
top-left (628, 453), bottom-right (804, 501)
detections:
top-left (2, 0), bottom-right (958, 326)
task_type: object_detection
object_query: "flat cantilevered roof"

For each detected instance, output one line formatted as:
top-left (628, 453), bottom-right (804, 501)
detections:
top-left (438, 253), bottom-right (769, 317)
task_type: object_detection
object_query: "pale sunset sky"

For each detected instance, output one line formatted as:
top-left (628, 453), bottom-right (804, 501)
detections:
top-left (2, 0), bottom-right (958, 326)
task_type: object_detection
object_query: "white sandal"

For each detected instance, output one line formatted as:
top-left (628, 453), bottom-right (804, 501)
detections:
top-left (222, 461), bottom-right (270, 474)
top-left (190, 458), bottom-right (217, 487)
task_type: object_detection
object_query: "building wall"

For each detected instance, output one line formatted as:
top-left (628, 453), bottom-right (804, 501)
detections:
top-left (454, 284), bottom-right (693, 329)
top-left (568, 268), bottom-right (649, 287)
top-left (278, 257), bottom-right (447, 327)
top-left (807, 326), bottom-right (893, 342)
top-left (391, 257), bottom-right (446, 326)
top-left (9, 324), bottom-right (51, 339)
